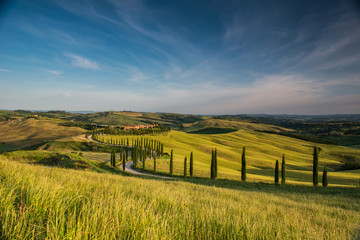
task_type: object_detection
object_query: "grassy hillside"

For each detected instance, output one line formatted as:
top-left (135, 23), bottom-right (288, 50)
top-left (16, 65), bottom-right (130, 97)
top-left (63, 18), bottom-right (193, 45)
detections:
top-left (0, 118), bottom-right (85, 152)
top-left (182, 118), bottom-right (289, 133)
top-left (101, 130), bottom-right (360, 186)
top-left (0, 158), bottom-right (359, 239)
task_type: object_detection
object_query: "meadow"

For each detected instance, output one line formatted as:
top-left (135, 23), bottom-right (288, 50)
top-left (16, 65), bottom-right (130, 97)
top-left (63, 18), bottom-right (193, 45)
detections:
top-left (100, 130), bottom-right (360, 187)
top-left (0, 158), bottom-right (359, 239)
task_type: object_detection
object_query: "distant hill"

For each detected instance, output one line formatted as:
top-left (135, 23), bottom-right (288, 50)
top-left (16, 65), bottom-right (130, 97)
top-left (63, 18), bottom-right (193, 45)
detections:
top-left (0, 118), bottom-right (85, 152)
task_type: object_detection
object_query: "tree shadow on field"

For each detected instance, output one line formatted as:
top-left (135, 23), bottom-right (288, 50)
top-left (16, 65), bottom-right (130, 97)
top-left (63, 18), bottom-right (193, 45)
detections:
top-left (129, 173), bottom-right (360, 203)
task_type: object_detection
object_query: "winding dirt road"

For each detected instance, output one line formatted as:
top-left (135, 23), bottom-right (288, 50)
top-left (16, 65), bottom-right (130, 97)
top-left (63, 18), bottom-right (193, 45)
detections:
top-left (87, 134), bottom-right (172, 179)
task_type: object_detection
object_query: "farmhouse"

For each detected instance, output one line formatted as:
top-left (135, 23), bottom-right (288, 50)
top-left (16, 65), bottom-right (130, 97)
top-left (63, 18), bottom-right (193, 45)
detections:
top-left (123, 123), bottom-right (158, 130)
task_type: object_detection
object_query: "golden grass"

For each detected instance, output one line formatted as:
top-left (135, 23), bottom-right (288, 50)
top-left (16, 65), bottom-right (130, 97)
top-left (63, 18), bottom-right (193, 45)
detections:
top-left (0, 118), bottom-right (85, 146)
top-left (0, 158), bottom-right (359, 239)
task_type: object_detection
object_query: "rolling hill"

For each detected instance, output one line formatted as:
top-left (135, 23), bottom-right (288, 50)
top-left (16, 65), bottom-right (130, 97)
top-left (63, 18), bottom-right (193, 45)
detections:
top-left (101, 130), bottom-right (360, 186)
top-left (0, 118), bottom-right (85, 153)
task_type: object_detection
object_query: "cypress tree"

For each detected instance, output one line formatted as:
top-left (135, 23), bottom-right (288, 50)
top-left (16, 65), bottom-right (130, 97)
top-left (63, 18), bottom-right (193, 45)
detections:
top-left (110, 152), bottom-right (113, 167)
top-left (154, 155), bottom-right (157, 174)
top-left (214, 148), bottom-right (218, 178)
top-left (111, 151), bottom-right (114, 167)
top-left (275, 160), bottom-right (279, 184)
top-left (322, 166), bottom-right (328, 187)
top-left (170, 149), bottom-right (174, 176)
top-left (189, 152), bottom-right (193, 177)
top-left (114, 150), bottom-right (116, 167)
top-left (142, 151), bottom-right (146, 171)
top-left (122, 152), bottom-right (126, 171)
top-left (241, 147), bottom-right (246, 182)
top-left (210, 149), bottom-right (215, 180)
top-left (184, 157), bottom-right (187, 178)
top-left (140, 150), bottom-right (143, 164)
top-left (281, 154), bottom-right (286, 184)
top-left (313, 146), bottom-right (319, 186)
top-left (111, 150), bottom-right (116, 167)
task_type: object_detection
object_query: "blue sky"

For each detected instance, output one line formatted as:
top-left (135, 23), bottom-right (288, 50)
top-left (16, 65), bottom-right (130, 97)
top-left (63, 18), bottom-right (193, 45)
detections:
top-left (0, 0), bottom-right (360, 114)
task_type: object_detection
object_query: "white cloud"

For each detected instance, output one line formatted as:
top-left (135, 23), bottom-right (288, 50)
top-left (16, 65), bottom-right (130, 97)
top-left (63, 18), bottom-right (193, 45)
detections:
top-left (66, 54), bottom-right (100, 70)
top-left (45, 70), bottom-right (63, 75)
top-left (0, 69), bottom-right (11, 72)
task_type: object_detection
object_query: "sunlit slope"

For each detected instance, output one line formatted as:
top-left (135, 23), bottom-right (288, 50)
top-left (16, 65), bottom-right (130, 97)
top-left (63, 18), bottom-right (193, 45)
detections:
top-left (0, 158), bottom-right (359, 239)
top-left (103, 130), bottom-right (360, 186)
top-left (84, 111), bottom-right (202, 126)
top-left (182, 118), bottom-right (289, 133)
top-left (0, 118), bottom-right (85, 147)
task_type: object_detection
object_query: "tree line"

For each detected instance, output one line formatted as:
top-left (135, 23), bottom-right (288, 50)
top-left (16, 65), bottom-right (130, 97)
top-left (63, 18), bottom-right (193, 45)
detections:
top-left (91, 125), bottom-right (170, 136)
top-left (103, 136), bottom-right (328, 187)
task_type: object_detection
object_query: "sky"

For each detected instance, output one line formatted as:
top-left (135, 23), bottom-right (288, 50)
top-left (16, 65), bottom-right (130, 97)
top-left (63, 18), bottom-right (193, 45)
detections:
top-left (0, 0), bottom-right (360, 114)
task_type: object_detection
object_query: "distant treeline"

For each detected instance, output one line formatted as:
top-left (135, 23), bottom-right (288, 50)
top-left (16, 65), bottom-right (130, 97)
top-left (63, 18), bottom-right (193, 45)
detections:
top-left (94, 126), bottom-right (170, 135)
top-left (59, 121), bottom-right (96, 130)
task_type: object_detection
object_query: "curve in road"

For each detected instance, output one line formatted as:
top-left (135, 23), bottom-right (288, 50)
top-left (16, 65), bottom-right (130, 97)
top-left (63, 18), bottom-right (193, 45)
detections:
top-left (87, 134), bottom-right (172, 179)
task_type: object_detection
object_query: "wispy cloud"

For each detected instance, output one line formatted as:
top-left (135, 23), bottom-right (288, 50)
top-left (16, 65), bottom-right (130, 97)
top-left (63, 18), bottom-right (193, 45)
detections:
top-left (0, 69), bottom-right (11, 72)
top-left (45, 69), bottom-right (63, 75)
top-left (126, 67), bottom-right (148, 83)
top-left (66, 54), bottom-right (100, 70)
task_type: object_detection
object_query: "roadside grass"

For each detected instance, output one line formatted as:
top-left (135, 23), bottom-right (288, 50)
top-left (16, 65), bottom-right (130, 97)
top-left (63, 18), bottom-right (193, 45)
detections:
top-left (101, 130), bottom-right (360, 186)
top-left (2, 149), bottom-right (129, 176)
top-left (0, 158), bottom-right (359, 239)
top-left (2, 150), bottom-right (90, 169)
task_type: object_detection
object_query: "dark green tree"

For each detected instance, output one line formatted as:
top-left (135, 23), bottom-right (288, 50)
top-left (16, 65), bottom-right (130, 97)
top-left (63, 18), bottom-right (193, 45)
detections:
top-left (322, 166), bottom-right (328, 187)
top-left (281, 154), bottom-right (286, 184)
top-left (241, 147), bottom-right (246, 182)
top-left (214, 148), bottom-right (218, 178)
top-left (313, 146), bottom-right (319, 186)
top-left (189, 152), bottom-right (193, 177)
top-left (170, 149), bottom-right (174, 176)
top-left (122, 152), bottom-right (126, 171)
top-left (111, 150), bottom-right (116, 167)
top-left (275, 160), bottom-right (279, 184)
top-left (184, 157), bottom-right (187, 178)
top-left (153, 155), bottom-right (157, 174)
top-left (210, 149), bottom-right (215, 180)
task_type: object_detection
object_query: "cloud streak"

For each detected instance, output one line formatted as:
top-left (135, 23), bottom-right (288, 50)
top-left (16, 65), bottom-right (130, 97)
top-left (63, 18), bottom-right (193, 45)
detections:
top-left (45, 70), bottom-right (63, 75)
top-left (66, 54), bottom-right (100, 70)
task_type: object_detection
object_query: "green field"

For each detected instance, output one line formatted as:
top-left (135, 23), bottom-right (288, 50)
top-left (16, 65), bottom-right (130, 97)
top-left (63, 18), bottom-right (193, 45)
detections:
top-left (100, 130), bottom-right (360, 187)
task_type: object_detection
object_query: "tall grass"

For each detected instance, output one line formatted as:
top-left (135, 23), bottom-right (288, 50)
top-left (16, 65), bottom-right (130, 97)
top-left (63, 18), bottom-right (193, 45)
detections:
top-left (0, 158), bottom-right (359, 239)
